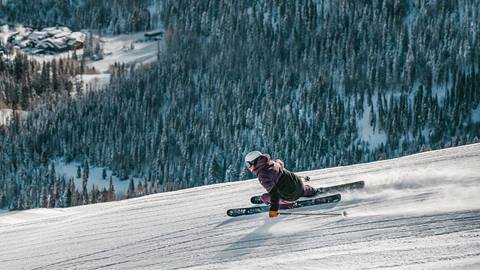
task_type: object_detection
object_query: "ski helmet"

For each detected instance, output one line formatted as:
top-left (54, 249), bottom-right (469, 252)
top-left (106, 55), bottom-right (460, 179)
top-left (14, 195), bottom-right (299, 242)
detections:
top-left (245, 151), bottom-right (262, 166)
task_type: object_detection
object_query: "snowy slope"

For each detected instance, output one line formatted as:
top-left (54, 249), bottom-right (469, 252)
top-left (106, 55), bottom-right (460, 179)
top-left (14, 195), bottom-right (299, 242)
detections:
top-left (27, 30), bottom-right (161, 73)
top-left (1, 144), bottom-right (480, 269)
top-left (88, 31), bottom-right (161, 73)
top-left (53, 160), bottom-right (139, 196)
top-left (28, 29), bottom-right (162, 91)
top-left (0, 109), bottom-right (28, 126)
top-left (0, 109), bottom-right (12, 126)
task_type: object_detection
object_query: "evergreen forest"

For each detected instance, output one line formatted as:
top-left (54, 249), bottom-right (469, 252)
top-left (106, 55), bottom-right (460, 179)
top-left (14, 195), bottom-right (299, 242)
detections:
top-left (0, 0), bottom-right (479, 210)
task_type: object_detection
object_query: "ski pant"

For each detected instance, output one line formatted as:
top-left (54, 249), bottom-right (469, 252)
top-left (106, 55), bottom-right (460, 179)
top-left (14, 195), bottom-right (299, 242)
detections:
top-left (262, 171), bottom-right (316, 209)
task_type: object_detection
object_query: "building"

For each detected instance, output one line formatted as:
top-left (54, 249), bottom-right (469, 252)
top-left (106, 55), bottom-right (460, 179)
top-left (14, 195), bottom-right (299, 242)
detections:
top-left (3, 25), bottom-right (86, 54)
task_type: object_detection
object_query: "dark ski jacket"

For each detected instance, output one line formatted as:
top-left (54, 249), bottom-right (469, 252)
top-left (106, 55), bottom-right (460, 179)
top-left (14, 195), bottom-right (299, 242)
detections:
top-left (253, 154), bottom-right (284, 193)
top-left (253, 154), bottom-right (304, 211)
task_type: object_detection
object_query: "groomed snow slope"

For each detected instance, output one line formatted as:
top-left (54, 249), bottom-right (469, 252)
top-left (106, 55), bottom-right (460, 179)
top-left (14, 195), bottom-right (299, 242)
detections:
top-left (1, 144), bottom-right (480, 269)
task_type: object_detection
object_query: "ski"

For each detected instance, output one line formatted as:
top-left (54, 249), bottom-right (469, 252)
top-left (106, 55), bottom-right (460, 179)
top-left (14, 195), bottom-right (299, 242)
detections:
top-left (316, 180), bottom-right (365, 194)
top-left (227, 193), bottom-right (341, 217)
top-left (250, 180), bottom-right (364, 204)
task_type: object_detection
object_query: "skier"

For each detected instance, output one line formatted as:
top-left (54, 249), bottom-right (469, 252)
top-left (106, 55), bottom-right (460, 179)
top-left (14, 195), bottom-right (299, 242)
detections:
top-left (245, 151), bottom-right (317, 218)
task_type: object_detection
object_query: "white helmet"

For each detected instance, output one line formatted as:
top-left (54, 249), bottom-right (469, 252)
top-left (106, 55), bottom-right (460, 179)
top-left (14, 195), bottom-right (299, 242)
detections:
top-left (245, 150), bottom-right (262, 165)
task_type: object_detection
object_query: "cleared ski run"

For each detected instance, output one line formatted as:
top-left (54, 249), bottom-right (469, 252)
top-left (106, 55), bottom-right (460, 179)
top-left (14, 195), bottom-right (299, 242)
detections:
top-left (1, 143), bottom-right (480, 269)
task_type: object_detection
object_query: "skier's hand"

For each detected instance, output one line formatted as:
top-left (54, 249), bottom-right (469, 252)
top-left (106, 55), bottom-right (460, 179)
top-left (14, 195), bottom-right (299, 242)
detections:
top-left (269, 210), bottom-right (279, 218)
top-left (275, 159), bottom-right (284, 167)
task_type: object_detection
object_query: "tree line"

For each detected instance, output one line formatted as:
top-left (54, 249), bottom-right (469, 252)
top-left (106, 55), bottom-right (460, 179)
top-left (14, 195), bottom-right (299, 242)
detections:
top-left (0, 53), bottom-right (88, 110)
top-left (0, 0), bottom-right (154, 34)
top-left (0, 0), bottom-right (479, 210)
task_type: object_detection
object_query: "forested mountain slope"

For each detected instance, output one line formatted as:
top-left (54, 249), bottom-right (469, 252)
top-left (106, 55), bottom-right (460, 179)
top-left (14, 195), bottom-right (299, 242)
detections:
top-left (0, 0), bottom-right (160, 34)
top-left (0, 0), bottom-right (479, 210)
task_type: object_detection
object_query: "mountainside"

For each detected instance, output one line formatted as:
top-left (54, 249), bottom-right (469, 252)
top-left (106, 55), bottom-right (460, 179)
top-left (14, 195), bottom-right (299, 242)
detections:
top-left (0, 0), bottom-right (479, 211)
top-left (0, 0), bottom-right (161, 34)
top-left (1, 143), bottom-right (479, 269)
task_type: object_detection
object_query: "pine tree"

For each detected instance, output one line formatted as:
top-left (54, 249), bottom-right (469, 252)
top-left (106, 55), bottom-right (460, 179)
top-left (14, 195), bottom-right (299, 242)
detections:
top-left (82, 166), bottom-right (89, 205)
top-left (0, 193), bottom-right (6, 209)
top-left (91, 184), bottom-right (98, 204)
top-left (107, 176), bottom-right (115, 201)
top-left (63, 185), bottom-right (72, 208)
top-left (136, 180), bottom-right (144, 196)
top-left (83, 160), bottom-right (89, 179)
top-left (127, 178), bottom-right (135, 199)
top-left (143, 176), bottom-right (148, 195)
top-left (1, 0), bottom-right (479, 210)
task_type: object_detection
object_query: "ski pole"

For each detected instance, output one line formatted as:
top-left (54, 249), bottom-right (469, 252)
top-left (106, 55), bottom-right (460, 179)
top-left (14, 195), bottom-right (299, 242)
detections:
top-left (280, 211), bottom-right (347, 217)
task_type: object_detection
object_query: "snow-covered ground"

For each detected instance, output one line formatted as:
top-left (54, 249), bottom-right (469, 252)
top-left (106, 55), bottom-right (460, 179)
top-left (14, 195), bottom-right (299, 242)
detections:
top-left (28, 29), bottom-right (162, 91)
top-left (1, 143), bottom-right (480, 269)
top-left (472, 105), bottom-right (480, 123)
top-left (87, 31), bottom-right (160, 73)
top-left (357, 99), bottom-right (387, 148)
top-left (0, 109), bottom-right (12, 126)
top-left (53, 160), bottom-right (135, 197)
top-left (28, 30), bottom-right (161, 73)
top-left (2, 24), bottom-right (162, 100)
top-left (77, 73), bottom-right (111, 91)
top-left (0, 109), bottom-right (28, 126)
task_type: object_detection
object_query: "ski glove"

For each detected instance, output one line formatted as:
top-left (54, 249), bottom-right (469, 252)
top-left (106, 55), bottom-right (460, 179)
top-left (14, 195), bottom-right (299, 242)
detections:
top-left (269, 210), bottom-right (279, 218)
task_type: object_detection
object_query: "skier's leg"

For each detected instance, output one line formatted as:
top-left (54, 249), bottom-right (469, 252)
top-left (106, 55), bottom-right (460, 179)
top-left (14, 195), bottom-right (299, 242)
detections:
top-left (261, 193), bottom-right (271, 204)
top-left (302, 184), bottom-right (317, 197)
top-left (280, 170), bottom-right (310, 201)
top-left (261, 193), bottom-right (295, 208)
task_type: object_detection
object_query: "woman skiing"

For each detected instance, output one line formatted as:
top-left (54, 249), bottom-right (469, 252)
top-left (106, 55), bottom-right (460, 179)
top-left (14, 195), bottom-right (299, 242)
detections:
top-left (245, 151), bottom-right (317, 218)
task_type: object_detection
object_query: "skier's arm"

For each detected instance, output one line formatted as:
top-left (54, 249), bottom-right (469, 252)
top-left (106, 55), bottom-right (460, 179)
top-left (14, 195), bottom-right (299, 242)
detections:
top-left (274, 159), bottom-right (284, 168)
top-left (258, 170), bottom-right (280, 217)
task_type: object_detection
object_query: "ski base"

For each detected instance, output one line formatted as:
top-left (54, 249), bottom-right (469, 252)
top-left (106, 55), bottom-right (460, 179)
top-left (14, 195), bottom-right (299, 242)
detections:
top-left (227, 193), bottom-right (341, 217)
top-left (316, 180), bottom-right (365, 194)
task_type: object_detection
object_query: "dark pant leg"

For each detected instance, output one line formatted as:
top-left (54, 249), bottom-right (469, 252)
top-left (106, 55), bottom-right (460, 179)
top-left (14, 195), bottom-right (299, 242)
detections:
top-left (302, 184), bottom-right (317, 197)
top-left (277, 170), bottom-right (305, 201)
top-left (261, 193), bottom-right (295, 208)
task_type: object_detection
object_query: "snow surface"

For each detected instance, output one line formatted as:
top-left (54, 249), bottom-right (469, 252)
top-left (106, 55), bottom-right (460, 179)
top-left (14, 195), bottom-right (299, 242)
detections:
top-left (1, 143), bottom-right (480, 269)
top-left (86, 31), bottom-right (161, 74)
top-left (0, 109), bottom-right (27, 126)
top-left (77, 73), bottom-right (111, 91)
top-left (28, 29), bottom-right (162, 91)
top-left (0, 24), bottom-right (13, 44)
top-left (25, 30), bottom-right (160, 74)
top-left (53, 160), bottom-right (134, 197)
top-left (0, 109), bottom-right (12, 126)
top-left (472, 105), bottom-right (480, 123)
top-left (357, 99), bottom-right (387, 148)
top-left (2, 26), bottom-right (162, 99)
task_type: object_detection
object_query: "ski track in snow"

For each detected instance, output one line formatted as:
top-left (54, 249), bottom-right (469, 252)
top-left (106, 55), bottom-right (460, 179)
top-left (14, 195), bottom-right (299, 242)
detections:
top-left (1, 144), bottom-right (480, 269)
